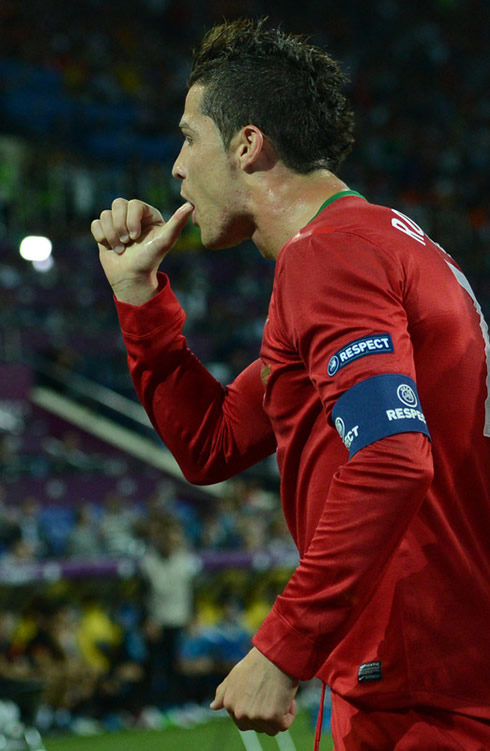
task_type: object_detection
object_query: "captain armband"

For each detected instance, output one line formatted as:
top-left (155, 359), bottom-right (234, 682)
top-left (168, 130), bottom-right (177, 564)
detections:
top-left (331, 373), bottom-right (431, 459)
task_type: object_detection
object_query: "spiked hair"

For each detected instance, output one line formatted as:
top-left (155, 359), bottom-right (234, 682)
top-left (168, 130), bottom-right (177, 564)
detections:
top-left (188, 18), bottom-right (355, 174)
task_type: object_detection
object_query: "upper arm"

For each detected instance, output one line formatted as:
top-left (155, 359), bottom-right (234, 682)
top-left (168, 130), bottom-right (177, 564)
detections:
top-left (278, 233), bottom-right (427, 454)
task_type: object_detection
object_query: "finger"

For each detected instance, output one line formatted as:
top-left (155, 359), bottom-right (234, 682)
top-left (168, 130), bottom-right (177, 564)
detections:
top-left (127, 199), bottom-right (164, 240)
top-left (91, 219), bottom-right (111, 249)
top-left (254, 714), bottom-right (294, 736)
top-left (91, 219), bottom-right (125, 255)
top-left (99, 209), bottom-right (125, 253)
top-left (281, 707), bottom-right (296, 732)
top-left (272, 698), bottom-right (297, 734)
top-left (210, 682), bottom-right (225, 710)
top-left (210, 695), bottom-right (224, 710)
top-left (233, 715), bottom-right (282, 736)
top-left (111, 197), bottom-right (130, 242)
top-left (160, 202), bottom-right (193, 248)
top-left (234, 698), bottom-right (297, 736)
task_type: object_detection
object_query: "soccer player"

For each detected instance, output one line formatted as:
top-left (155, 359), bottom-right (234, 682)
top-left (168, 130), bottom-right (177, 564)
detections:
top-left (91, 19), bottom-right (490, 751)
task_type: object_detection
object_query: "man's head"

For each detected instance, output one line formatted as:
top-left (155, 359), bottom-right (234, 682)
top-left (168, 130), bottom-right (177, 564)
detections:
top-left (172, 18), bottom-right (355, 253)
top-left (188, 18), bottom-right (355, 175)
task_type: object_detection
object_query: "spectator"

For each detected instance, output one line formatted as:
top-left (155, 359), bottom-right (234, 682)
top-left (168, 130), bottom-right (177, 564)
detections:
top-left (76, 595), bottom-right (122, 676)
top-left (17, 497), bottom-right (46, 559)
top-left (99, 491), bottom-right (141, 558)
top-left (140, 519), bottom-right (198, 706)
top-left (66, 505), bottom-right (104, 560)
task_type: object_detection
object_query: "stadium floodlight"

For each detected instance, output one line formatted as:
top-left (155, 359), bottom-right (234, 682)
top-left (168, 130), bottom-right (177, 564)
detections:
top-left (19, 235), bottom-right (53, 262)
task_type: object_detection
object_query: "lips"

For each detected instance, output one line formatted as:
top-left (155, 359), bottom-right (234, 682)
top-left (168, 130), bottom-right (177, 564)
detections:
top-left (181, 194), bottom-right (197, 225)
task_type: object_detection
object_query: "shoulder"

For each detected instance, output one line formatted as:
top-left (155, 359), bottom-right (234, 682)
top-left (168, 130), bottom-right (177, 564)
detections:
top-left (276, 197), bottom-right (436, 284)
top-left (276, 210), bottom-right (399, 287)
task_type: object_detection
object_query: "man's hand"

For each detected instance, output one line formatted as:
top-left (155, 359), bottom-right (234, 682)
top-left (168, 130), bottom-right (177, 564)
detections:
top-left (210, 647), bottom-right (299, 736)
top-left (91, 198), bottom-right (193, 305)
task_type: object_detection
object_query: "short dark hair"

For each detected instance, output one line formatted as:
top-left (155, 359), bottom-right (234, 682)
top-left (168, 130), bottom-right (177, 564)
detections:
top-left (188, 18), bottom-right (355, 174)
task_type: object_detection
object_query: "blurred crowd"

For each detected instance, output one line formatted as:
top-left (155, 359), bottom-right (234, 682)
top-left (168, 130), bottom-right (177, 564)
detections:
top-left (0, 581), bottom-right (257, 734)
top-left (0, 0), bottom-right (488, 736)
top-left (0, 457), bottom-right (295, 729)
top-left (0, 394), bottom-right (292, 562)
top-left (0, 0), bottom-right (488, 389)
top-left (0, 472), bottom-right (293, 564)
top-left (0, 506), bottom-right (293, 734)
top-left (0, 382), bottom-right (293, 733)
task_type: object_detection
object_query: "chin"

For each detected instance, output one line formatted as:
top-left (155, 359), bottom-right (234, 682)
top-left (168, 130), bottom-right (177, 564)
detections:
top-left (206, 238), bottom-right (243, 251)
top-left (200, 217), bottom-right (252, 251)
top-left (200, 230), bottom-right (238, 251)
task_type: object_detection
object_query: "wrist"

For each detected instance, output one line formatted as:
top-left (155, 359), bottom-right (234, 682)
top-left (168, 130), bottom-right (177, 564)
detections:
top-left (112, 275), bottom-right (159, 305)
top-left (251, 647), bottom-right (299, 686)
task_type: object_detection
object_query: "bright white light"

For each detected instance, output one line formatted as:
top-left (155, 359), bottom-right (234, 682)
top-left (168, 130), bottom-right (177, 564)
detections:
top-left (19, 235), bottom-right (53, 262)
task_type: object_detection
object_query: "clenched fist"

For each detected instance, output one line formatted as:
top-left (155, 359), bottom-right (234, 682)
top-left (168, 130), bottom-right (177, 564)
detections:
top-left (91, 198), bottom-right (193, 305)
top-left (210, 647), bottom-right (298, 736)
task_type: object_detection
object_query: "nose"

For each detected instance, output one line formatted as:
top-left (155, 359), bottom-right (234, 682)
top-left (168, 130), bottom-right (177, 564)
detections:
top-left (172, 146), bottom-right (186, 180)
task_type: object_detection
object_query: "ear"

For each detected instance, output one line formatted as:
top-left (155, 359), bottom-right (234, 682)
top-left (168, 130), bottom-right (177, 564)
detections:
top-left (232, 125), bottom-right (276, 173)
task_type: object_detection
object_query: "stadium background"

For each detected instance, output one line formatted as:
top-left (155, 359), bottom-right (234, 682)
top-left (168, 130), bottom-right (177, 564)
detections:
top-left (0, 0), bottom-right (488, 749)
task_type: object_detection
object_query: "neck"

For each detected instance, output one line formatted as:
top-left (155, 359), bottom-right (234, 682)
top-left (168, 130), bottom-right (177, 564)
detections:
top-left (250, 169), bottom-right (350, 260)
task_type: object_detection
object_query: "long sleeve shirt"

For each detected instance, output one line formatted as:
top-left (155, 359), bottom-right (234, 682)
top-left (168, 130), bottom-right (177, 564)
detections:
top-left (115, 192), bottom-right (490, 716)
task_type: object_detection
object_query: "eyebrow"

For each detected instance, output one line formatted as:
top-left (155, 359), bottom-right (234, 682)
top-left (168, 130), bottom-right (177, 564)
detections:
top-left (178, 120), bottom-right (197, 133)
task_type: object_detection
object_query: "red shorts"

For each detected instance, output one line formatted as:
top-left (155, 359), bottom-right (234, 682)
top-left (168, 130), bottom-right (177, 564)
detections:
top-left (330, 691), bottom-right (490, 751)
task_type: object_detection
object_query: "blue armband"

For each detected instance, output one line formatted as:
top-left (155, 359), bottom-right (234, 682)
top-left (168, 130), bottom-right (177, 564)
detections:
top-left (332, 373), bottom-right (431, 459)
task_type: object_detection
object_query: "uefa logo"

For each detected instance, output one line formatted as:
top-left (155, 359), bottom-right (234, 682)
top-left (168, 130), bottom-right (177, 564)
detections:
top-left (397, 383), bottom-right (417, 408)
top-left (334, 416), bottom-right (345, 440)
top-left (328, 355), bottom-right (340, 376)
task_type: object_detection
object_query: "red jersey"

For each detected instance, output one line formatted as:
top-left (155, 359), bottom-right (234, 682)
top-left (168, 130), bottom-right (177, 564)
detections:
top-left (115, 192), bottom-right (490, 719)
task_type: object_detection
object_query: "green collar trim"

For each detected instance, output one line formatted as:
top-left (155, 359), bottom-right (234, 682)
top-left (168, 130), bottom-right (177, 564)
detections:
top-left (309, 190), bottom-right (366, 223)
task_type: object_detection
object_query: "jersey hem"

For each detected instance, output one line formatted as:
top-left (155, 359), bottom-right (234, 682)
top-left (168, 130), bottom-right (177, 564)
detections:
top-left (330, 686), bottom-right (490, 721)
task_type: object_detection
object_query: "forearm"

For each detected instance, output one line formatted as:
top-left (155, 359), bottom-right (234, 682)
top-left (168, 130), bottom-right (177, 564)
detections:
top-left (116, 274), bottom-right (276, 484)
top-left (253, 432), bottom-right (434, 679)
top-left (134, 340), bottom-right (275, 483)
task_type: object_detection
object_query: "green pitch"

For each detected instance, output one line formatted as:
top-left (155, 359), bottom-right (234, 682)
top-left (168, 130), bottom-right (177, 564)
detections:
top-left (44, 712), bottom-right (334, 751)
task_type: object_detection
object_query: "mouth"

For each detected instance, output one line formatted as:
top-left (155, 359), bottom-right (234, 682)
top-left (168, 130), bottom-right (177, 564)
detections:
top-left (184, 200), bottom-right (198, 225)
top-left (181, 194), bottom-right (197, 220)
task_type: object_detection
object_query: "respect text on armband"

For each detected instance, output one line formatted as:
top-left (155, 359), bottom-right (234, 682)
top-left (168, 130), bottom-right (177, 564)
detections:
top-left (332, 375), bottom-right (431, 459)
top-left (334, 417), bottom-right (359, 450)
top-left (328, 334), bottom-right (394, 376)
top-left (386, 407), bottom-right (427, 423)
